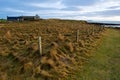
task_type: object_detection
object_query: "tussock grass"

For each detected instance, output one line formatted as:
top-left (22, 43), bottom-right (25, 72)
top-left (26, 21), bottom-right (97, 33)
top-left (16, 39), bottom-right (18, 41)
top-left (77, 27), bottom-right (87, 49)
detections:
top-left (0, 20), bottom-right (104, 80)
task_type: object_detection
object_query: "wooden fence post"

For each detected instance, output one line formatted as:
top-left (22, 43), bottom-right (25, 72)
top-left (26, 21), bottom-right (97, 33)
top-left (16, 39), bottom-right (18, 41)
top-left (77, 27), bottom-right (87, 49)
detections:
top-left (38, 36), bottom-right (42, 55)
top-left (92, 27), bottom-right (95, 35)
top-left (76, 30), bottom-right (79, 42)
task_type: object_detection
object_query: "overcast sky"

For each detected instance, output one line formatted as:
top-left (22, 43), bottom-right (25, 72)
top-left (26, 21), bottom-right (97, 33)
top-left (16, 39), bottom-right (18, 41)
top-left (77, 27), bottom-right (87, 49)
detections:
top-left (0, 0), bottom-right (120, 21)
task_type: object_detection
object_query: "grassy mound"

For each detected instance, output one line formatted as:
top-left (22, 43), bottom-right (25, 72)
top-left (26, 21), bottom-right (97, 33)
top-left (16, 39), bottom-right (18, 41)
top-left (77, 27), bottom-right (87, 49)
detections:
top-left (0, 19), bottom-right (105, 80)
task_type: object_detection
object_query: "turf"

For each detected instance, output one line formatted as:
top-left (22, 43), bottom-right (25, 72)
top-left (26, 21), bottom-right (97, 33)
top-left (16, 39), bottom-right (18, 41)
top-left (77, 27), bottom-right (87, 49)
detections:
top-left (75, 29), bottom-right (120, 80)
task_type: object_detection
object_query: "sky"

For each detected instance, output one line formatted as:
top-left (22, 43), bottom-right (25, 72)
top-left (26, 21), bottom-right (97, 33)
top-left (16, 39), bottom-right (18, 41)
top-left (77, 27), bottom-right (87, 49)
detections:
top-left (0, 0), bottom-right (120, 21)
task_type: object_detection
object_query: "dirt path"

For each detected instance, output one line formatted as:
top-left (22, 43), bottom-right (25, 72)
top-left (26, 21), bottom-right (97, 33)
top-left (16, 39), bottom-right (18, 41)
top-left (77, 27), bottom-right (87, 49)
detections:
top-left (75, 29), bottom-right (120, 80)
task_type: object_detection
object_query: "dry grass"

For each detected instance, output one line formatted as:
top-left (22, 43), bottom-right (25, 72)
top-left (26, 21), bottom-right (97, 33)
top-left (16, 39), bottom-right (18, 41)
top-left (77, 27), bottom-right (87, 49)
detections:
top-left (0, 19), bottom-right (105, 80)
top-left (4, 30), bottom-right (12, 40)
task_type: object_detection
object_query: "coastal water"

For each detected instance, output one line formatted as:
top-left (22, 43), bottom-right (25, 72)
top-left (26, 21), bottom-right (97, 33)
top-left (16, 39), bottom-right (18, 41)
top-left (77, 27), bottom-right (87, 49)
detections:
top-left (104, 25), bottom-right (120, 27)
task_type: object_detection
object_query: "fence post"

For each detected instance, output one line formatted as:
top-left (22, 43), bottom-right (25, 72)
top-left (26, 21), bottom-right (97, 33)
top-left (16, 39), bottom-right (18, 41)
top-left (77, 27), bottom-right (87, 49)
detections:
top-left (76, 30), bottom-right (79, 42)
top-left (38, 36), bottom-right (42, 55)
top-left (92, 27), bottom-right (95, 35)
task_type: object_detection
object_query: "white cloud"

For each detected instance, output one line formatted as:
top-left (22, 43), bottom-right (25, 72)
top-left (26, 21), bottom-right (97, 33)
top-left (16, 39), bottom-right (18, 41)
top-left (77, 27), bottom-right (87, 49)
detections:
top-left (4, 8), bottom-right (120, 21)
top-left (29, 0), bottom-right (66, 9)
top-left (2, 0), bottom-right (120, 21)
top-left (77, 0), bottom-right (120, 13)
top-left (4, 8), bottom-right (25, 13)
top-left (62, 16), bottom-right (120, 21)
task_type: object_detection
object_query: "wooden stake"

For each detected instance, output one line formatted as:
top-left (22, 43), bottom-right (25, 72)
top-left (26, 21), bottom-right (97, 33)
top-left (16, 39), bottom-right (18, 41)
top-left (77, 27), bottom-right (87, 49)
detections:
top-left (92, 27), bottom-right (95, 35)
top-left (38, 37), bottom-right (42, 55)
top-left (76, 30), bottom-right (79, 42)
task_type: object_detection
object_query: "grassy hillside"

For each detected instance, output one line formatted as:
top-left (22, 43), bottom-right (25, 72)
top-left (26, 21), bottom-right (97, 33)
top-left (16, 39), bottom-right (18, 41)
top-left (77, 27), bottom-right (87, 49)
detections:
top-left (0, 20), bottom-right (104, 80)
top-left (75, 29), bottom-right (120, 80)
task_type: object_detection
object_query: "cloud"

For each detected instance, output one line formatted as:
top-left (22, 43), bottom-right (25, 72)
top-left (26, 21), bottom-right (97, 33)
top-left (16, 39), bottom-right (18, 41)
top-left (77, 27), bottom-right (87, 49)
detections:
top-left (62, 0), bottom-right (97, 6)
top-left (0, 0), bottom-right (120, 21)
top-left (77, 0), bottom-right (120, 13)
top-left (93, 10), bottom-right (120, 17)
top-left (29, 0), bottom-right (66, 9)
top-left (4, 8), bottom-right (25, 13)
top-left (60, 15), bottom-right (120, 21)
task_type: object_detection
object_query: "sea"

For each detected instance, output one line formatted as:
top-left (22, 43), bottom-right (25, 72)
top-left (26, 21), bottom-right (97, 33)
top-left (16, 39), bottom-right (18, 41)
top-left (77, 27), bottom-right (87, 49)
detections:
top-left (104, 25), bottom-right (120, 28)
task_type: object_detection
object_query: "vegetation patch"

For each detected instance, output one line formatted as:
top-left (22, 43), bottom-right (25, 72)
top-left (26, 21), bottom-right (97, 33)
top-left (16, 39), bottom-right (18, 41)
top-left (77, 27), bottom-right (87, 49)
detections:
top-left (0, 19), bottom-right (105, 80)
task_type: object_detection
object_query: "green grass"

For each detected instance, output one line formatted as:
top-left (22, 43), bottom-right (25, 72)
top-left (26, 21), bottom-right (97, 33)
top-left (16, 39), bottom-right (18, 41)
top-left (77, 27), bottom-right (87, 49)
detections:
top-left (0, 19), bottom-right (7, 22)
top-left (75, 29), bottom-right (120, 80)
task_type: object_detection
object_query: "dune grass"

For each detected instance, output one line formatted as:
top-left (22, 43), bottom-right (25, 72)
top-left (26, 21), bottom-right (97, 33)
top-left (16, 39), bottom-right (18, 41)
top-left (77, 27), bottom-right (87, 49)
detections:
top-left (75, 29), bottom-right (120, 80)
